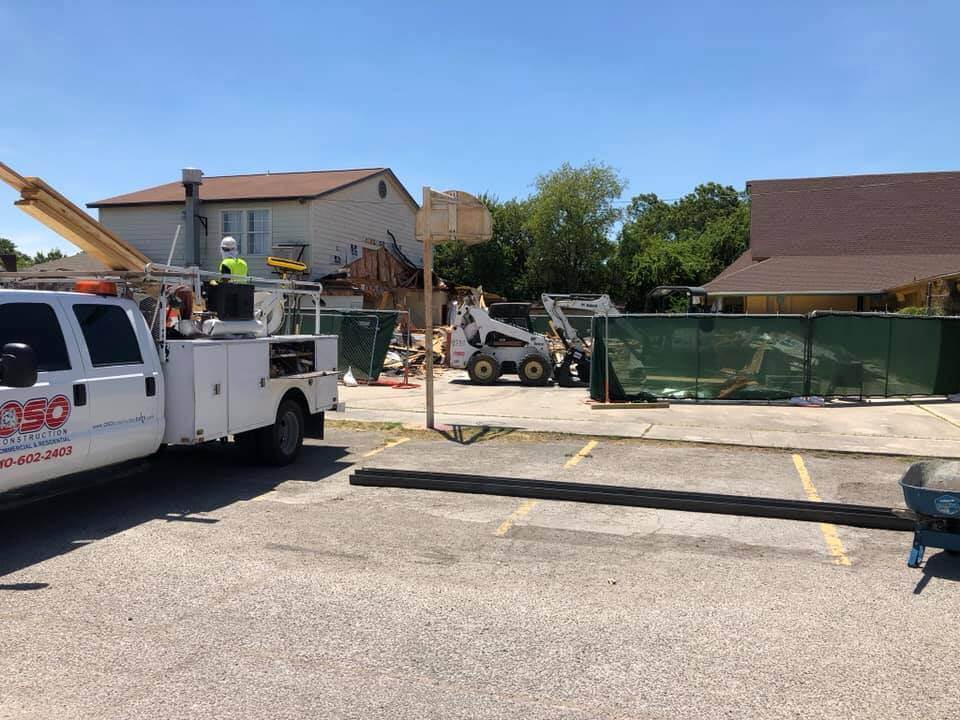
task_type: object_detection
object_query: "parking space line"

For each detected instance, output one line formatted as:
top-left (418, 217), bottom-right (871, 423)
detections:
top-left (564, 439), bottom-right (599, 469)
top-left (495, 439), bottom-right (599, 537)
top-left (908, 400), bottom-right (960, 431)
top-left (791, 454), bottom-right (851, 566)
top-left (363, 437), bottom-right (410, 458)
top-left (494, 500), bottom-right (538, 537)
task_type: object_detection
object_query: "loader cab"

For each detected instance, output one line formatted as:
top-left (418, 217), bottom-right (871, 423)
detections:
top-left (488, 303), bottom-right (534, 332)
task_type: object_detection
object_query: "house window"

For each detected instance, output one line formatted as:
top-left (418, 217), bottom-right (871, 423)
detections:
top-left (246, 209), bottom-right (270, 255)
top-left (350, 243), bottom-right (359, 257)
top-left (221, 209), bottom-right (271, 255)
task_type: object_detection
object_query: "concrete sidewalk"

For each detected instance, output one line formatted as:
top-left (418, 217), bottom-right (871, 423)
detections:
top-left (338, 370), bottom-right (960, 457)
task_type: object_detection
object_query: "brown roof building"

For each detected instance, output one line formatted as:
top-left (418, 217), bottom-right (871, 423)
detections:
top-left (85, 167), bottom-right (420, 280)
top-left (88, 168), bottom-right (418, 208)
top-left (705, 171), bottom-right (960, 314)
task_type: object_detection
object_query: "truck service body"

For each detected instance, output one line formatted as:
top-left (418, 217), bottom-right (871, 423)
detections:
top-left (0, 288), bottom-right (339, 497)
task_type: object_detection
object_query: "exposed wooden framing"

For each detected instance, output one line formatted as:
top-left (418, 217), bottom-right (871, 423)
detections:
top-left (0, 161), bottom-right (150, 271)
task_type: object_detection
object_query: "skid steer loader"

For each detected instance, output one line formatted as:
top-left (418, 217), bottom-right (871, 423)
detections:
top-left (449, 297), bottom-right (554, 386)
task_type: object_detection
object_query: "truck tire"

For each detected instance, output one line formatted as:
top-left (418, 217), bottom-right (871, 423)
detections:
top-left (518, 354), bottom-right (551, 386)
top-left (258, 399), bottom-right (305, 466)
top-left (467, 353), bottom-right (499, 385)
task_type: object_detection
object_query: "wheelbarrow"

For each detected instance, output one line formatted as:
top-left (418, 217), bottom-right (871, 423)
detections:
top-left (899, 461), bottom-right (960, 567)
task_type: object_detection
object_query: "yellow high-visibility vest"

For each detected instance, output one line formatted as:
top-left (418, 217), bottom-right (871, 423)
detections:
top-left (219, 257), bottom-right (248, 278)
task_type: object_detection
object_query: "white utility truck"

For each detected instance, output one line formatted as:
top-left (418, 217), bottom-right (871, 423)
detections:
top-left (0, 268), bottom-right (339, 499)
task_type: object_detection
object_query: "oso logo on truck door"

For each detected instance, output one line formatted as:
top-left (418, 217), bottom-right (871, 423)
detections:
top-left (0, 395), bottom-right (71, 437)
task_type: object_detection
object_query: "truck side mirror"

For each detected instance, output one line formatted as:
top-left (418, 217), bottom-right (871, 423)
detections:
top-left (1, 343), bottom-right (38, 388)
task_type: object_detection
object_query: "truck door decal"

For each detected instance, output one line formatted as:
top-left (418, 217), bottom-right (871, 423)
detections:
top-left (0, 394), bottom-right (72, 440)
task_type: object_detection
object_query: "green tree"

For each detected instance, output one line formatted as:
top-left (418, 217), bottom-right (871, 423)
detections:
top-left (433, 194), bottom-right (532, 299)
top-left (32, 248), bottom-right (65, 265)
top-left (522, 162), bottom-right (625, 296)
top-left (0, 238), bottom-right (68, 269)
top-left (612, 184), bottom-right (749, 309)
top-left (0, 237), bottom-right (34, 268)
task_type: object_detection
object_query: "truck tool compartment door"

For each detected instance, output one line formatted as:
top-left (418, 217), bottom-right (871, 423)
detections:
top-left (227, 341), bottom-right (271, 432)
top-left (0, 299), bottom-right (91, 492)
top-left (67, 300), bottom-right (162, 467)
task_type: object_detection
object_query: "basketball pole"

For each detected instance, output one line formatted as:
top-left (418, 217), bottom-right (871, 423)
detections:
top-left (423, 186), bottom-right (435, 428)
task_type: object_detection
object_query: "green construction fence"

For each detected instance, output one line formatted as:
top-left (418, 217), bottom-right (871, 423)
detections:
top-left (590, 312), bottom-right (960, 402)
top-left (298, 309), bottom-right (399, 381)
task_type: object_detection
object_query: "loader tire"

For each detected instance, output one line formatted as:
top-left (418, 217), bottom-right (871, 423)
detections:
top-left (257, 399), bottom-right (305, 466)
top-left (518, 354), bottom-right (551, 386)
top-left (467, 353), bottom-right (499, 385)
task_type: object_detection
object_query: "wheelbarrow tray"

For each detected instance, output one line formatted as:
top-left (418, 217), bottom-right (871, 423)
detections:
top-left (900, 461), bottom-right (960, 517)
top-left (899, 461), bottom-right (960, 566)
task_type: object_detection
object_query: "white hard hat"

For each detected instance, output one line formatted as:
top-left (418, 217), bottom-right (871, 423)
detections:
top-left (220, 236), bottom-right (238, 252)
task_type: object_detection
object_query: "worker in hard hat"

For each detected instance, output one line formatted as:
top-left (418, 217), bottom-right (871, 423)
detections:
top-left (218, 236), bottom-right (248, 280)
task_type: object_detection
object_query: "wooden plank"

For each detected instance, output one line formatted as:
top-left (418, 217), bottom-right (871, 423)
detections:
top-left (16, 200), bottom-right (130, 269)
top-left (22, 184), bottom-right (149, 264)
top-left (1, 162), bottom-right (150, 270)
top-left (0, 162), bottom-right (29, 192)
top-left (17, 194), bottom-right (147, 269)
top-left (18, 196), bottom-right (145, 270)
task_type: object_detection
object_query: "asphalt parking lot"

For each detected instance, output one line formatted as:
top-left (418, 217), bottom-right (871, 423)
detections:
top-left (1, 424), bottom-right (958, 719)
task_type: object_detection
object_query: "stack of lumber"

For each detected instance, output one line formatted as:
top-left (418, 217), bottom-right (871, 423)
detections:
top-left (0, 162), bottom-right (149, 271)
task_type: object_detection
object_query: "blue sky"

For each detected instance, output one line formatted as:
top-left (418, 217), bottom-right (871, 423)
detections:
top-left (1, 1), bottom-right (957, 254)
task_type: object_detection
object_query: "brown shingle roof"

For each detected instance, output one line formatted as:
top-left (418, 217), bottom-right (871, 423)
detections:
top-left (707, 170), bottom-right (960, 295)
top-left (88, 168), bottom-right (417, 208)
top-left (27, 252), bottom-right (109, 273)
top-left (705, 252), bottom-right (960, 294)
top-left (747, 171), bottom-right (960, 258)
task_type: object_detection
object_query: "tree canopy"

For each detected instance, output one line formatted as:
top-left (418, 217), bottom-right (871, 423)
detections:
top-left (433, 194), bottom-right (531, 299)
top-left (0, 238), bottom-right (66, 268)
top-left (522, 162), bottom-right (625, 295)
top-left (611, 183), bottom-right (749, 308)
top-left (429, 166), bottom-right (749, 307)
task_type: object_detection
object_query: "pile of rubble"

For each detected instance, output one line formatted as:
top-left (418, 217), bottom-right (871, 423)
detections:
top-left (382, 327), bottom-right (451, 378)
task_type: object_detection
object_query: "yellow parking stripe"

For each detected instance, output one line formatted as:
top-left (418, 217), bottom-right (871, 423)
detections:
top-left (494, 499), bottom-right (538, 537)
top-left (564, 439), bottom-right (599, 469)
top-left (495, 439), bottom-right (599, 537)
top-left (792, 454), bottom-right (851, 566)
top-left (363, 437), bottom-right (410, 458)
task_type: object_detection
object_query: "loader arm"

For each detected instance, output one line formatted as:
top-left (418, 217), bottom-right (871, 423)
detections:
top-left (541, 294), bottom-right (620, 351)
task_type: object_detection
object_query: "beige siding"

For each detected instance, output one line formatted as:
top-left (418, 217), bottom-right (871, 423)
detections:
top-left (309, 173), bottom-right (418, 277)
top-left (741, 295), bottom-right (859, 314)
top-left (203, 199), bottom-right (310, 278)
top-left (98, 205), bottom-right (186, 266)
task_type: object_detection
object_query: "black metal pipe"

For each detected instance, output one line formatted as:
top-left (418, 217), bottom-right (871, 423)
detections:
top-left (351, 468), bottom-right (916, 532)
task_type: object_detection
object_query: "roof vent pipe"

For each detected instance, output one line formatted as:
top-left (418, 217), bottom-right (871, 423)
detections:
top-left (182, 167), bottom-right (203, 266)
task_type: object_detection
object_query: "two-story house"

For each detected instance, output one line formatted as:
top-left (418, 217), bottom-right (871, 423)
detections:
top-left (87, 167), bottom-right (420, 280)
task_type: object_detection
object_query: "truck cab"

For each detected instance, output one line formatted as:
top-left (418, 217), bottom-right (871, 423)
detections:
top-left (0, 289), bottom-right (164, 495)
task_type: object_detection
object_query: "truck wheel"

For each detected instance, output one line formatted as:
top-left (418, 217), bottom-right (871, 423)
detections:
top-left (518, 354), bottom-right (551, 386)
top-left (258, 399), bottom-right (305, 465)
top-left (467, 353), bottom-right (499, 385)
